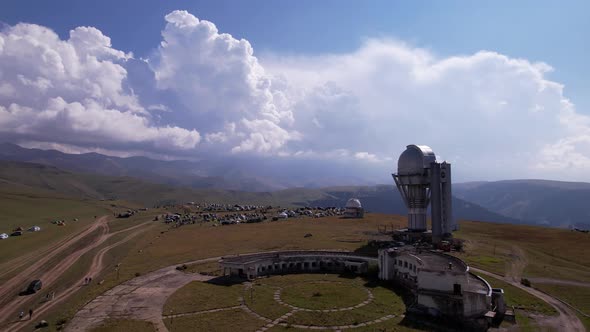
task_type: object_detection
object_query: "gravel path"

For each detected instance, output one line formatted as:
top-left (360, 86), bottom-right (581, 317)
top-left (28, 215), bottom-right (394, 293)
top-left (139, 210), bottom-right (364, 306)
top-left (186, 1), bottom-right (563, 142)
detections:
top-left (471, 267), bottom-right (585, 332)
top-left (65, 258), bottom-right (218, 332)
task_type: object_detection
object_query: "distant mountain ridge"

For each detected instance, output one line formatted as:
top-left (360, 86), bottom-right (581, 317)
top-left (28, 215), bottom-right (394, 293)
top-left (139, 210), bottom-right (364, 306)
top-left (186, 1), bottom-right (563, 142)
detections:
top-left (0, 159), bottom-right (516, 225)
top-left (0, 143), bottom-right (380, 192)
top-left (2, 143), bottom-right (589, 228)
top-left (455, 180), bottom-right (590, 228)
top-left (0, 142), bottom-right (283, 192)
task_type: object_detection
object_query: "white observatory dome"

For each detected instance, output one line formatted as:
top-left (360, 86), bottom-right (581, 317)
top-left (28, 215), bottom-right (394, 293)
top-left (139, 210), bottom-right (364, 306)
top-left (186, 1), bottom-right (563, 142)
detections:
top-left (346, 198), bottom-right (362, 209)
top-left (397, 145), bottom-right (437, 175)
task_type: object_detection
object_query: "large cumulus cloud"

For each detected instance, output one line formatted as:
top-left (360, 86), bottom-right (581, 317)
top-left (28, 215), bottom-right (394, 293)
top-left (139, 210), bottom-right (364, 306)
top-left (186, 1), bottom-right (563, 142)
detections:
top-left (0, 22), bottom-right (200, 152)
top-left (1, 10), bottom-right (589, 182)
top-left (149, 10), bottom-right (298, 154)
top-left (263, 40), bottom-right (587, 180)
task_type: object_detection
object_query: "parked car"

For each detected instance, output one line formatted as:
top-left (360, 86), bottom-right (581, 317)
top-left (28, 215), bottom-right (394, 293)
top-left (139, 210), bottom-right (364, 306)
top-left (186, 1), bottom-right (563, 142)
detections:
top-left (20, 279), bottom-right (42, 295)
top-left (10, 231), bottom-right (23, 236)
top-left (0, 233), bottom-right (8, 239)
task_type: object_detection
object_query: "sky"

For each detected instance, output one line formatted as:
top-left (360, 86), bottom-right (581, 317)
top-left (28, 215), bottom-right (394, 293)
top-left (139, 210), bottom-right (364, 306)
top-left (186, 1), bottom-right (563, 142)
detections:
top-left (0, 0), bottom-right (589, 183)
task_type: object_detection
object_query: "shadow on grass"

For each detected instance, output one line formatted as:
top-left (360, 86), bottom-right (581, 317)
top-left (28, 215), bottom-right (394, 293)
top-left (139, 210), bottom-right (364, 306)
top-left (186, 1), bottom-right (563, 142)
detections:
top-left (205, 276), bottom-right (246, 286)
top-left (399, 313), bottom-right (488, 332)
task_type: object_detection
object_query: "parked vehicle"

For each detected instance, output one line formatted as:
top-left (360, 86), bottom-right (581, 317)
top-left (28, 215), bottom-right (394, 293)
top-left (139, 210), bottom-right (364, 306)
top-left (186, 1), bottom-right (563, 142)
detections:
top-left (20, 279), bottom-right (42, 295)
top-left (10, 231), bottom-right (23, 236)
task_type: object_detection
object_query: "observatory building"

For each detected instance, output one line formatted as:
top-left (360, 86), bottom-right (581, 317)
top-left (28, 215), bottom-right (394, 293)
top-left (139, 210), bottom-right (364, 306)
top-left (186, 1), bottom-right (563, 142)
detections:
top-left (393, 145), bottom-right (455, 244)
top-left (344, 198), bottom-right (365, 218)
top-left (378, 247), bottom-right (501, 323)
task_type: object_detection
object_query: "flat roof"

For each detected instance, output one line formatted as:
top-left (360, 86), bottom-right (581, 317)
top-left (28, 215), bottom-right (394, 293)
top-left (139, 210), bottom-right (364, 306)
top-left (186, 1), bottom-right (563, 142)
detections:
top-left (388, 249), bottom-right (468, 272)
top-left (417, 252), bottom-right (468, 272)
top-left (467, 273), bottom-right (491, 294)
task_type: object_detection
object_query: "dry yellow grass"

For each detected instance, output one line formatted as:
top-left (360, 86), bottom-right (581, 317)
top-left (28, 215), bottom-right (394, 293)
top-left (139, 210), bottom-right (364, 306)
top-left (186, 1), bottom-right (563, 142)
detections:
top-left (17, 212), bottom-right (590, 332)
top-left (118, 213), bottom-right (405, 277)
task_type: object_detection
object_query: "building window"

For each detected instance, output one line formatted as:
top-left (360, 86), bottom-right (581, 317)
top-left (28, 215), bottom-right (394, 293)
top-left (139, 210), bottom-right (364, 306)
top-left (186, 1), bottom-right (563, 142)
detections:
top-left (404, 261), bottom-right (408, 268)
top-left (453, 283), bottom-right (462, 295)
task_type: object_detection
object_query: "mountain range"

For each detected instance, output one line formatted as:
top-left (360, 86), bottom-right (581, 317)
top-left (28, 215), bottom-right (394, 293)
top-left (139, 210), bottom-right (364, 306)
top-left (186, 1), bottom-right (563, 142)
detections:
top-left (1, 143), bottom-right (589, 228)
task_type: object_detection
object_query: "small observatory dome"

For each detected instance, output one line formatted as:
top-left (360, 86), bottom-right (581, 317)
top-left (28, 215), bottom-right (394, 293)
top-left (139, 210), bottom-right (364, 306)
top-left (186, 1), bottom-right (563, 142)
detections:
top-left (346, 198), bottom-right (362, 209)
top-left (397, 145), bottom-right (437, 175)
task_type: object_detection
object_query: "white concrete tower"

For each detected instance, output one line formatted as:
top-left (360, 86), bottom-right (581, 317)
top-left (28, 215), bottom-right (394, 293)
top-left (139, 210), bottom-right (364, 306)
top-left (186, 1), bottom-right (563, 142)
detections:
top-left (392, 145), bottom-right (436, 232)
top-left (393, 145), bottom-right (454, 243)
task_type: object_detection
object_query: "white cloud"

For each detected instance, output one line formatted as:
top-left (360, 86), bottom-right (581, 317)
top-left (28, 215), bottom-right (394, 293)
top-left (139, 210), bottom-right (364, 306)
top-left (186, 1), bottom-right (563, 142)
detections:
top-left (262, 40), bottom-right (587, 180)
top-left (150, 10), bottom-right (296, 153)
top-left (354, 152), bottom-right (380, 163)
top-left (2, 12), bottom-right (590, 182)
top-left (0, 22), bottom-right (200, 152)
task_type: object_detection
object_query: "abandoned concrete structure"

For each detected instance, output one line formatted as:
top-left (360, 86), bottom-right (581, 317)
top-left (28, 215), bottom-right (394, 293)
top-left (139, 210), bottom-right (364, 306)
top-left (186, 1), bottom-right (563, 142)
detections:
top-left (217, 144), bottom-right (503, 327)
top-left (378, 247), bottom-right (503, 321)
top-left (219, 251), bottom-right (376, 279)
top-left (219, 248), bottom-right (502, 324)
top-left (344, 198), bottom-right (364, 218)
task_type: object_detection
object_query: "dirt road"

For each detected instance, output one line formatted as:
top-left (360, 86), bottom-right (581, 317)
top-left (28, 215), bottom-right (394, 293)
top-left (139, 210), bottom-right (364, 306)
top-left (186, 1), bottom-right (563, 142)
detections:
top-left (471, 267), bottom-right (585, 332)
top-left (0, 219), bottom-right (107, 282)
top-left (3, 221), bottom-right (155, 332)
top-left (505, 245), bottom-right (527, 283)
top-left (0, 216), bottom-right (156, 331)
top-left (0, 216), bottom-right (110, 302)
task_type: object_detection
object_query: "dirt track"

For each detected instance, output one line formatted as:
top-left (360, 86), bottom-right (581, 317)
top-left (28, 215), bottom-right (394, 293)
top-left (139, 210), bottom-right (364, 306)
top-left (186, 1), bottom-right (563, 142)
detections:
top-left (471, 267), bottom-right (585, 332)
top-left (0, 216), bottom-right (109, 307)
top-left (0, 216), bottom-right (109, 286)
top-left (0, 220), bottom-right (107, 282)
top-left (65, 258), bottom-right (218, 332)
top-left (0, 216), bottom-right (155, 331)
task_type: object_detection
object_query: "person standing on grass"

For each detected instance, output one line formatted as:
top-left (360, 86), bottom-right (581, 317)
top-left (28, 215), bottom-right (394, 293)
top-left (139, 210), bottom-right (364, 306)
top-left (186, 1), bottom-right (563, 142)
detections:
top-left (18, 311), bottom-right (24, 320)
top-left (28, 309), bottom-right (33, 320)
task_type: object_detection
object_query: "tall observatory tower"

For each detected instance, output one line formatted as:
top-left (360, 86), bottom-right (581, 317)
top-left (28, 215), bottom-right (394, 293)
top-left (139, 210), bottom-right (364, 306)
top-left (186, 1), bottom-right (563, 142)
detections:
top-left (392, 145), bottom-right (455, 243)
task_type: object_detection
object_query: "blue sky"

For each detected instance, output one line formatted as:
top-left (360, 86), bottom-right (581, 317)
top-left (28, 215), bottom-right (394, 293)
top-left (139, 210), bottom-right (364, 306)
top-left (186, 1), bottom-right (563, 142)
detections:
top-left (0, 1), bottom-right (589, 183)
top-left (2, 0), bottom-right (587, 111)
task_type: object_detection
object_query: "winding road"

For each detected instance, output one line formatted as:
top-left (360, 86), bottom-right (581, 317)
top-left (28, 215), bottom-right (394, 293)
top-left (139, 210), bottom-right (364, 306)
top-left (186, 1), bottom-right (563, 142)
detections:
top-left (471, 267), bottom-right (585, 332)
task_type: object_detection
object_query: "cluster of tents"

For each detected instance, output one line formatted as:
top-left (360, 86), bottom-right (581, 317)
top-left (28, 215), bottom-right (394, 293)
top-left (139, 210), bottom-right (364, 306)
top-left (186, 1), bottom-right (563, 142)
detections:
top-left (273, 207), bottom-right (347, 220)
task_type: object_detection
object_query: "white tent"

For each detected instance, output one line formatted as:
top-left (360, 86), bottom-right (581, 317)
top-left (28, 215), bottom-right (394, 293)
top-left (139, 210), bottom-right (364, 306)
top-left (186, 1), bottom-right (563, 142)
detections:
top-left (278, 212), bottom-right (288, 219)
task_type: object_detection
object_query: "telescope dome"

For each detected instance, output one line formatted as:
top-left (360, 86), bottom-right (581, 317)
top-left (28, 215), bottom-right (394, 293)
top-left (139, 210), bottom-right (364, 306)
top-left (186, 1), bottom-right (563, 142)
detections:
top-left (397, 145), bottom-right (436, 175)
top-left (345, 198), bottom-right (362, 209)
